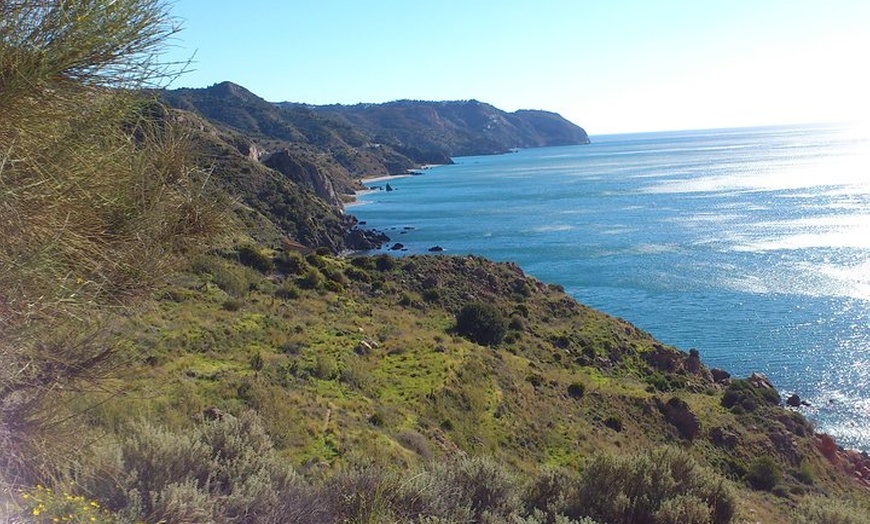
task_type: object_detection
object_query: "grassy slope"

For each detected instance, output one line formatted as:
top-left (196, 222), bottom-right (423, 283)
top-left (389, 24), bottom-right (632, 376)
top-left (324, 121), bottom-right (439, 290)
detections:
top-left (85, 250), bottom-right (870, 522)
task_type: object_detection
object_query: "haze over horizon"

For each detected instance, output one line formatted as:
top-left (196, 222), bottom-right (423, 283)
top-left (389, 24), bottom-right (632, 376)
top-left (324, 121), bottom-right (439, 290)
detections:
top-left (165, 0), bottom-right (870, 135)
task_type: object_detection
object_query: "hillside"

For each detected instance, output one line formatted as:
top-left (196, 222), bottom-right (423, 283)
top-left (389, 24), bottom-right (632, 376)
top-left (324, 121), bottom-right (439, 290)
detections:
top-left (4, 3), bottom-right (870, 521)
top-left (39, 247), bottom-right (870, 523)
top-left (7, 98), bottom-right (870, 521)
top-left (281, 98), bottom-right (591, 160)
top-left (159, 82), bottom-right (590, 191)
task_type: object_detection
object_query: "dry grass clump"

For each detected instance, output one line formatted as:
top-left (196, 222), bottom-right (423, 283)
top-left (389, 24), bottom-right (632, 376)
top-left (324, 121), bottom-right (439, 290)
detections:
top-left (1, 0), bottom-right (226, 487)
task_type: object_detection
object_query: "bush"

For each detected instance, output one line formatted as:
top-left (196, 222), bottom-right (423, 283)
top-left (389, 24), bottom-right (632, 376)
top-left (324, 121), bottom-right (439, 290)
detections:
top-left (0, 0), bottom-right (225, 485)
top-left (563, 447), bottom-right (736, 524)
top-left (567, 382), bottom-right (586, 399)
top-left (745, 456), bottom-right (781, 491)
top-left (792, 497), bottom-right (870, 524)
top-left (455, 302), bottom-right (508, 346)
top-left (275, 250), bottom-right (308, 274)
top-left (73, 411), bottom-right (309, 523)
top-left (236, 243), bottom-right (275, 273)
top-left (374, 254), bottom-right (395, 271)
top-left (298, 267), bottom-right (325, 290)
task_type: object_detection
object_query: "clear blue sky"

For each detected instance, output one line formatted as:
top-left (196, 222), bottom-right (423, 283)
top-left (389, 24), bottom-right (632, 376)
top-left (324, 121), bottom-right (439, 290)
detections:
top-left (163, 0), bottom-right (870, 134)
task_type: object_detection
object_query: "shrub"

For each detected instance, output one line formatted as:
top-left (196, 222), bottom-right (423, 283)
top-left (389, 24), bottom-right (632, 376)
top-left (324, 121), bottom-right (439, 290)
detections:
top-left (236, 243), bottom-right (275, 273)
top-left (434, 456), bottom-right (522, 521)
top-left (73, 411), bottom-right (306, 522)
top-left (344, 265), bottom-right (372, 283)
top-left (567, 382), bottom-right (586, 399)
top-left (563, 447), bottom-right (736, 524)
top-left (350, 256), bottom-right (374, 270)
top-left (792, 497), bottom-right (870, 524)
top-left (221, 298), bottom-right (243, 311)
top-left (0, 0), bottom-right (224, 485)
top-left (603, 415), bottom-right (623, 432)
top-left (375, 254), bottom-right (395, 271)
top-left (276, 279), bottom-right (302, 299)
top-left (313, 354), bottom-right (338, 380)
top-left (298, 267), bottom-right (325, 290)
top-left (455, 302), bottom-right (508, 346)
top-left (275, 250), bottom-right (308, 274)
top-left (745, 456), bottom-right (781, 491)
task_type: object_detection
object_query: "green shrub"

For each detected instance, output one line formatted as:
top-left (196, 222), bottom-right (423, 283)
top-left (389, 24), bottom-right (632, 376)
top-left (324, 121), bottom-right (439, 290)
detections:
top-left (305, 252), bottom-right (327, 269)
top-left (375, 254), bottom-right (395, 271)
top-left (0, 0), bottom-right (225, 484)
top-left (792, 497), bottom-right (870, 524)
top-left (313, 353), bottom-right (338, 380)
top-left (221, 298), bottom-right (243, 311)
top-left (603, 415), bottom-right (623, 432)
top-left (350, 256), bottom-right (374, 270)
top-left (73, 411), bottom-right (307, 522)
top-left (298, 267), bottom-right (325, 290)
top-left (567, 382), bottom-right (586, 399)
top-left (745, 456), bottom-right (781, 491)
top-left (193, 255), bottom-right (258, 297)
top-left (794, 460), bottom-right (815, 485)
top-left (235, 243), bottom-right (274, 273)
top-left (275, 250), bottom-right (308, 274)
top-left (455, 302), bottom-right (508, 346)
top-left (344, 265), bottom-right (372, 283)
top-left (564, 447), bottom-right (736, 524)
top-left (276, 279), bottom-right (302, 299)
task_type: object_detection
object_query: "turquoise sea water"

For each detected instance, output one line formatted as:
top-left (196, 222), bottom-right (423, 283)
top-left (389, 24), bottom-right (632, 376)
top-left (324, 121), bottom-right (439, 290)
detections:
top-left (351, 124), bottom-right (870, 451)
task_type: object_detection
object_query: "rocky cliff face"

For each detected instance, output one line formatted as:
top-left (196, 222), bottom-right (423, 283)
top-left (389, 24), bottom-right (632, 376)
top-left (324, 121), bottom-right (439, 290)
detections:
top-left (262, 149), bottom-right (340, 206)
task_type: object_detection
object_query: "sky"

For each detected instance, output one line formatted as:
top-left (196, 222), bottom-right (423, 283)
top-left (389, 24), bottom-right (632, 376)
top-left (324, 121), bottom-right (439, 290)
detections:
top-left (162, 0), bottom-right (870, 135)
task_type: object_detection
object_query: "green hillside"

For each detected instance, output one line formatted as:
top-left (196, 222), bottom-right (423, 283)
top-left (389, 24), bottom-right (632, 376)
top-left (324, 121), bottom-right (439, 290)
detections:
top-left (3, 2), bottom-right (870, 523)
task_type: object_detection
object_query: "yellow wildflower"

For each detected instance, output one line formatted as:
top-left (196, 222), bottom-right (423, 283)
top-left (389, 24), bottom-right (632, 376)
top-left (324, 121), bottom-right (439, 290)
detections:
top-left (32, 507), bottom-right (41, 516)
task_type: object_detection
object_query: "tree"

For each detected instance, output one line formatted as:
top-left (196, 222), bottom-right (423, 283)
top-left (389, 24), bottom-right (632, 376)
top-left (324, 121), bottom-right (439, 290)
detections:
top-left (455, 302), bottom-right (508, 346)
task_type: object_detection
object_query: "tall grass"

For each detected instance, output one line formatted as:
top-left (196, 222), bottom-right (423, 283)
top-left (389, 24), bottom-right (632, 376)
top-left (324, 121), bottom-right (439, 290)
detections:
top-left (1, 0), bottom-right (225, 487)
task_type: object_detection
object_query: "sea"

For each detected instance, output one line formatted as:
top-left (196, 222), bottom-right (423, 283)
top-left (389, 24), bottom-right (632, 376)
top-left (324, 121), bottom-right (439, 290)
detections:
top-left (350, 124), bottom-right (870, 452)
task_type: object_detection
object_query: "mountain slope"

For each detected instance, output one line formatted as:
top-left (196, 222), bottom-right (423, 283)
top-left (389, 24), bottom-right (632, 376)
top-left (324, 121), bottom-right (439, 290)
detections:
top-left (160, 81), bottom-right (590, 175)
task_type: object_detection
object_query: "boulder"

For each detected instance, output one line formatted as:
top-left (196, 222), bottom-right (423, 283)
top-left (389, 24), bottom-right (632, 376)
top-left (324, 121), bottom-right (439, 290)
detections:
top-left (710, 368), bottom-right (731, 383)
top-left (345, 228), bottom-right (390, 250)
top-left (748, 372), bottom-right (775, 390)
top-left (660, 397), bottom-right (701, 440)
top-left (710, 426), bottom-right (739, 448)
top-left (786, 393), bottom-right (802, 407)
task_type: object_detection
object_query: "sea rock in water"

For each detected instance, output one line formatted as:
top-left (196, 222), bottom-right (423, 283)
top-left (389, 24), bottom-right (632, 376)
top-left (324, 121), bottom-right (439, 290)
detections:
top-left (345, 228), bottom-right (390, 250)
top-left (786, 394), bottom-right (802, 407)
top-left (428, 246), bottom-right (444, 252)
top-left (390, 243), bottom-right (404, 251)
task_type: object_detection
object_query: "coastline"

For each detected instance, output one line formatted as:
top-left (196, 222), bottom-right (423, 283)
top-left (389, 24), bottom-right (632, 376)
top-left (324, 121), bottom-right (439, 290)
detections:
top-left (345, 172), bottom-right (418, 208)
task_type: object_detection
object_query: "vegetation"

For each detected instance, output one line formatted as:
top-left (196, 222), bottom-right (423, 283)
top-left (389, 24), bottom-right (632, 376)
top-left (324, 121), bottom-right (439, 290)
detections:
top-left (455, 302), bottom-right (508, 346)
top-left (1, 0), bottom-right (222, 486)
top-left (3, 1), bottom-right (870, 523)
